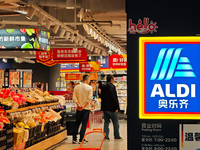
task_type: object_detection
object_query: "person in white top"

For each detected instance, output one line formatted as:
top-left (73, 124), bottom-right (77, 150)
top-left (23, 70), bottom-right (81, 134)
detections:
top-left (72, 74), bottom-right (93, 144)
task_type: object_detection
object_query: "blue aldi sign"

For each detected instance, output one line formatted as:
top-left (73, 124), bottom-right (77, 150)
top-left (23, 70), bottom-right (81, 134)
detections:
top-left (139, 37), bottom-right (200, 119)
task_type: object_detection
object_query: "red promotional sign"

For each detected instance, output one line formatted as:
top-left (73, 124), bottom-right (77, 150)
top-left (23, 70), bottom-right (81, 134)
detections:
top-left (36, 50), bottom-right (56, 67)
top-left (65, 73), bottom-right (81, 81)
top-left (109, 54), bottom-right (127, 69)
top-left (53, 48), bottom-right (87, 62)
top-left (79, 62), bottom-right (100, 72)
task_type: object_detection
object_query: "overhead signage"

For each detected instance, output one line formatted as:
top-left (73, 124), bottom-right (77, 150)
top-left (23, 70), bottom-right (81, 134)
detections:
top-left (128, 18), bottom-right (158, 34)
top-left (53, 48), bottom-right (87, 62)
top-left (109, 54), bottom-right (127, 69)
top-left (0, 29), bottom-right (50, 50)
top-left (65, 73), bottom-right (81, 81)
top-left (96, 56), bottom-right (109, 69)
top-left (139, 37), bottom-right (200, 119)
top-left (79, 62), bottom-right (100, 72)
top-left (36, 50), bottom-right (56, 67)
top-left (60, 63), bottom-right (79, 72)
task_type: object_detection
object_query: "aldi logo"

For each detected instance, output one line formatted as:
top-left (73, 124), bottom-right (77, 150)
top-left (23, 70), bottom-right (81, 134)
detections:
top-left (151, 48), bottom-right (196, 80)
top-left (139, 37), bottom-right (200, 119)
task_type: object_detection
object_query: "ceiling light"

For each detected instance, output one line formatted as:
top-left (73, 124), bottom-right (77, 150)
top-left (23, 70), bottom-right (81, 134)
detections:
top-left (65, 32), bottom-right (70, 40)
top-left (83, 42), bottom-right (88, 48)
top-left (70, 35), bottom-right (75, 42)
top-left (29, 51), bottom-right (33, 55)
top-left (51, 41), bottom-right (55, 45)
top-left (90, 45), bottom-right (94, 52)
top-left (89, 28), bottom-right (92, 34)
top-left (91, 31), bottom-right (95, 37)
top-left (66, 0), bottom-right (75, 9)
top-left (97, 36), bottom-right (101, 42)
top-left (38, 14), bottom-right (45, 25)
top-left (78, 39), bottom-right (83, 46)
top-left (83, 24), bottom-right (90, 34)
top-left (45, 20), bottom-right (52, 29)
top-left (97, 49), bottom-right (101, 55)
top-left (88, 56), bottom-right (91, 60)
top-left (94, 33), bottom-right (98, 40)
top-left (75, 37), bottom-right (80, 44)
top-left (59, 29), bottom-right (66, 37)
top-left (53, 24), bottom-right (59, 34)
top-left (2, 58), bottom-right (7, 63)
top-left (94, 47), bottom-right (98, 53)
top-left (26, 7), bottom-right (36, 20)
top-left (87, 44), bottom-right (91, 50)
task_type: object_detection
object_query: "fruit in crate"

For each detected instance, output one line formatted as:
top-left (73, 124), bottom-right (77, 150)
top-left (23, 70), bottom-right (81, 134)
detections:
top-left (1, 96), bottom-right (13, 106)
top-left (0, 115), bottom-right (10, 124)
top-left (43, 91), bottom-right (49, 96)
top-left (17, 122), bottom-right (25, 127)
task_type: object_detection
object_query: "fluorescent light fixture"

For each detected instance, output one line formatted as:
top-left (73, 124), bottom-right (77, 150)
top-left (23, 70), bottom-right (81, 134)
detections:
top-left (29, 51), bottom-right (33, 55)
top-left (83, 24), bottom-right (90, 34)
top-left (70, 35), bottom-right (75, 42)
top-left (59, 29), bottom-right (66, 37)
top-left (83, 42), bottom-right (88, 48)
top-left (78, 39), bottom-right (84, 46)
top-left (45, 19), bottom-right (52, 29)
top-left (26, 7), bottom-right (36, 20)
top-left (38, 14), bottom-right (45, 25)
top-left (97, 49), bottom-right (101, 55)
top-left (65, 32), bottom-right (71, 40)
top-left (75, 37), bottom-right (80, 44)
top-left (51, 41), bottom-right (55, 44)
top-left (53, 24), bottom-right (59, 34)
top-left (94, 47), bottom-right (98, 53)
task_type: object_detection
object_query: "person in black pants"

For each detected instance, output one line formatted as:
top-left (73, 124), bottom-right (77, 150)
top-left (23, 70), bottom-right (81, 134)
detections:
top-left (72, 74), bottom-right (93, 144)
top-left (101, 75), bottom-right (123, 140)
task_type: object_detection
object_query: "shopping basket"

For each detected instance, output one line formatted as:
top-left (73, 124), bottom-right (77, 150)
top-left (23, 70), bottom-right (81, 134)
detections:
top-left (72, 128), bottom-right (106, 150)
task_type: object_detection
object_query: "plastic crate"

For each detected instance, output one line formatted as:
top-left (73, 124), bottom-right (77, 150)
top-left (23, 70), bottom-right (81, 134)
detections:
top-left (0, 129), bottom-right (6, 137)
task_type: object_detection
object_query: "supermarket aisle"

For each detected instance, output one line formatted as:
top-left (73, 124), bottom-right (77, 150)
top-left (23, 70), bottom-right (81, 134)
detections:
top-left (52, 120), bottom-right (127, 150)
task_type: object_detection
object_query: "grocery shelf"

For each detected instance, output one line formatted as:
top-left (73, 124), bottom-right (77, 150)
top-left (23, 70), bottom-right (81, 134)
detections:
top-left (26, 130), bottom-right (67, 150)
top-left (6, 102), bottom-right (60, 113)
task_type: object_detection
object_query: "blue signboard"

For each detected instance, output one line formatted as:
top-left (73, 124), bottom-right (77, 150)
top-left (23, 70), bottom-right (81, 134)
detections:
top-left (96, 56), bottom-right (109, 68)
top-left (139, 37), bottom-right (200, 119)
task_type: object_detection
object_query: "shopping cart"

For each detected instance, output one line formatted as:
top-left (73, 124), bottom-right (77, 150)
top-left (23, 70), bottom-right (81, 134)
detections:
top-left (72, 128), bottom-right (106, 150)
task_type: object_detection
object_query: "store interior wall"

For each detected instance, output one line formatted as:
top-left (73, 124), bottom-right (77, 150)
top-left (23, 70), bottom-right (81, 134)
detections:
top-left (48, 64), bottom-right (60, 91)
top-left (12, 60), bottom-right (50, 91)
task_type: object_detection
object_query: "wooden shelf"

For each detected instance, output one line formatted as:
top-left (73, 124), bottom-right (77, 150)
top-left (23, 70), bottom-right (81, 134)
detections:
top-left (6, 102), bottom-right (60, 113)
top-left (25, 130), bottom-right (67, 150)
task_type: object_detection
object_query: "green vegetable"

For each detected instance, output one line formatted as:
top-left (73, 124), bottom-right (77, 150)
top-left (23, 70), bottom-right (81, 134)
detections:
top-left (6, 29), bottom-right (14, 33)
top-left (34, 38), bottom-right (39, 49)
top-left (21, 43), bottom-right (33, 49)
top-left (26, 29), bottom-right (35, 36)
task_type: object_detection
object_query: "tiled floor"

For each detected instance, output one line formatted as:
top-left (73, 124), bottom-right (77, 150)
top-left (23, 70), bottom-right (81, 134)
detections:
top-left (50, 120), bottom-right (127, 150)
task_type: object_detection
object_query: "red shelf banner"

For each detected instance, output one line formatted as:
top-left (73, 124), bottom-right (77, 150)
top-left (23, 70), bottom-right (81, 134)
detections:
top-left (53, 48), bottom-right (87, 62)
top-left (79, 62), bottom-right (100, 72)
top-left (109, 54), bottom-right (127, 69)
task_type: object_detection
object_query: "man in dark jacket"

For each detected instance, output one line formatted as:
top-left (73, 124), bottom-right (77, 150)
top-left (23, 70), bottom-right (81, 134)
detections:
top-left (101, 75), bottom-right (123, 140)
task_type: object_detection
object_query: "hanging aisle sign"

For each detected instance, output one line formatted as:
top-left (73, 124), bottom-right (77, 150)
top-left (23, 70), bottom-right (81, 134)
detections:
top-left (36, 50), bottom-right (56, 67)
top-left (139, 36), bottom-right (200, 119)
top-left (109, 54), bottom-right (127, 69)
top-left (0, 29), bottom-right (50, 50)
top-left (79, 62), bottom-right (101, 72)
top-left (53, 48), bottom-right (87, 62)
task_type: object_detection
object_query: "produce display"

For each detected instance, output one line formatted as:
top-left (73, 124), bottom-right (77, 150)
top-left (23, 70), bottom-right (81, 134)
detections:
top-left (0, 88), bottom-right (59, 110)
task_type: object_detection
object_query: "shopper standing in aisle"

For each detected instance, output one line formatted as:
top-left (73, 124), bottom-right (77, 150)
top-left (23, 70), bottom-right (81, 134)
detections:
top-left (101, 75), bottom-right (123, 140)
top-left (72, 74), bottom-right (93, 144)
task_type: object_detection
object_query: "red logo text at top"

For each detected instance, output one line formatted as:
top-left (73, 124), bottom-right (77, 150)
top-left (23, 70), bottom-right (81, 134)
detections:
top-left (128, 17), bottom-right (158, 34)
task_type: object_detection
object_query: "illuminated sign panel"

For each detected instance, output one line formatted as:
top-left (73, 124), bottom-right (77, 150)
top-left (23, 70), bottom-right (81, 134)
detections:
top-left (139, 37), bottom-right (200, 119)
